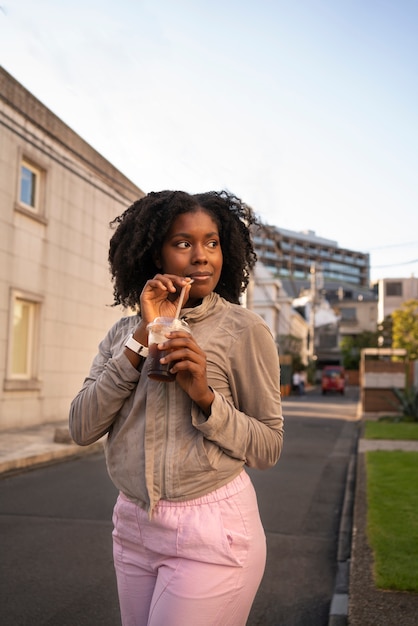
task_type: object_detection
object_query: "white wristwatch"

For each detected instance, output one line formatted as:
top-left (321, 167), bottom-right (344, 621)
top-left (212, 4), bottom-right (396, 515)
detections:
top-left (125, 334), bottom-right (149, 357)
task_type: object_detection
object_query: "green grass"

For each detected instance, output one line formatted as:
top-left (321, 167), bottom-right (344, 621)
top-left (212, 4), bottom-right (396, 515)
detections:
top-left (366, 450), bottom-right (418, 592)
top-left (364, 420), bottom-right (418, 441)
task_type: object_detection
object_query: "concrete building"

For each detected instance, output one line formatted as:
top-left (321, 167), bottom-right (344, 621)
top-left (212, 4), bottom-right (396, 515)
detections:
top-left (249, 263), bottom-right (307, 394)
top-left (250, 262), bottom-right (309, 364)
top-left (0, 67), bottom-right (144, 430)
top-left (377, 276), bottom-right (418, 322)
top-left (333, 296), bottom-right (378, 339)
top-left (253, 224), bottom-right (370, 295)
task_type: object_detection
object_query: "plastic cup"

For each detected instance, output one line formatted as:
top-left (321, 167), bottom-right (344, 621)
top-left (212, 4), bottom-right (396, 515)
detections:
top-left (146, 317), bottom-right (191, 382)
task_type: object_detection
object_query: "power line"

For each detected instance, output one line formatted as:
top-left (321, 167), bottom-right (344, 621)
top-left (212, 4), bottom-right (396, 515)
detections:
top-left (372, 258), bottom-right (418, 269)
top-left (369, 241), bottom-right (418, 251)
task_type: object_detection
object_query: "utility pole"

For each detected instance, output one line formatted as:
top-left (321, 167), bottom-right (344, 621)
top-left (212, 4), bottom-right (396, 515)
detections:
top-left (309, 263), bottom-right (324, 364)
top-left (309, 264), bottom-right (316, 361)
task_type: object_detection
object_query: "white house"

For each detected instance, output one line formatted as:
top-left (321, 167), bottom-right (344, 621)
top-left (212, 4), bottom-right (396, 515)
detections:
top-left (377, 276), bottom-right (418, 322)
top-left (251, 263), bottom-right (309, 363)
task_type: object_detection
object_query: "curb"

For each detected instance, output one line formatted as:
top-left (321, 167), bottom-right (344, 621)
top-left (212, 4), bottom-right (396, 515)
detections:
top-left (0, 440), bottom-right (105, 477)
top-left (328, 451), bottom-right (357, 625)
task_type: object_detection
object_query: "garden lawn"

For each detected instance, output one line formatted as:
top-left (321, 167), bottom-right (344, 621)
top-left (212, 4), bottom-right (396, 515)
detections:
top-left (364, 420), bottom-right (418, 441)
top-left (366, 450), bottom-right (418, 592)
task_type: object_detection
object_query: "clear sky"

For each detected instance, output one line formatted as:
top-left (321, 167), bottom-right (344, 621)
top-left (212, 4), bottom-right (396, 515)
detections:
top-left (1, 0), bottom-right (417, 283)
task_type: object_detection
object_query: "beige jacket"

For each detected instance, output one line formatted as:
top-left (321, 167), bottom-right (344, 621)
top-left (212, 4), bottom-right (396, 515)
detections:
top-left (69, 292), bottom-right (283, 514)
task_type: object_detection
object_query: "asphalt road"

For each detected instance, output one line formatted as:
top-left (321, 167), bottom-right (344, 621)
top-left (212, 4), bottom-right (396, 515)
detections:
top-left (247, 387), bottom-right (360, 625)
top-left (0, 387), bottom-right (360, 626)
top-left (0, 452), bottom-right (120, 626)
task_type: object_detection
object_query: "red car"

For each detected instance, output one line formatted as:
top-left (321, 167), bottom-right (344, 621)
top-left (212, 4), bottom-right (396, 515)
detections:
top-left (321, 366), bottom-right (346, 395)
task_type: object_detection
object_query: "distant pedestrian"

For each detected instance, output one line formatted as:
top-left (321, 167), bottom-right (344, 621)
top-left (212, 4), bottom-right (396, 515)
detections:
top-left (292, 371), bottom-right (301, 395)
top-left (299, 371), bottom-right (306, 395)
top-left (69, 190), bottom-right (284, 626)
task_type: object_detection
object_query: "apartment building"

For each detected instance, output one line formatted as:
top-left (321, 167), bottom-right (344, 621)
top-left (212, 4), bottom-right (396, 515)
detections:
top-left (252, 223), bottom-right (377, 366)
top-left (0, 68), bottom-right (144, 430)
top-left (253, 224), bottom-right (370, 295)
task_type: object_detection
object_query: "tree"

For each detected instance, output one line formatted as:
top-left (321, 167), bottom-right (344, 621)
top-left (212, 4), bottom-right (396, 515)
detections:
top-left (392, 299), bottom-right (418, 361)
top-left (340, 331), bottom-right (379, 370)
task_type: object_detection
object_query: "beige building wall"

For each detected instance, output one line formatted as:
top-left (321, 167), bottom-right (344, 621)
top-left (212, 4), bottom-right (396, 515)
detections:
top-left (377, 276), bottom-right (418, 322)
top-left (251, 263), bottom-right (283, 339)
top-left (0, 68), bottom-right (144, 430)
top-left (336, 299), bottom-right (378, 338)
top-left (251, 263), bottom-right (309, 363)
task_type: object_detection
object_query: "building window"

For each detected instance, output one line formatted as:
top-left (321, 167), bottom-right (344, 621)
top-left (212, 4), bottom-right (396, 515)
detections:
top-left (20, 163), bottom-right (37, 208)
top-left (4, 291), bottom-right (42, 391)
top-left (16, 158), bottom-right (47, 223)
top-left (386, 282), bottom-right (402, 297)
top-left (20, 160), bottom-right (41, 209)
top-left (341, 308), bottom-right (357, 321)
top-left (319, 333), bottom-right (338, 349)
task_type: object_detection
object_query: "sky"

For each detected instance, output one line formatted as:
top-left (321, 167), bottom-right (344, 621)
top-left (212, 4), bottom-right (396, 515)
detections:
top-left (1, 0), bottom-right (418, 283)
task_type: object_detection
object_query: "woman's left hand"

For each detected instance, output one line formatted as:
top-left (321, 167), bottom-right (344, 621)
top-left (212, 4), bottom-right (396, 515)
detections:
top-left (159, 330), bottom-right (214, 416)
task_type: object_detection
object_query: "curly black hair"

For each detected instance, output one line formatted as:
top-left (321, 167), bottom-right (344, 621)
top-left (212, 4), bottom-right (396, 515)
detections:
top-left (108, 190), bottom-right (258, 309)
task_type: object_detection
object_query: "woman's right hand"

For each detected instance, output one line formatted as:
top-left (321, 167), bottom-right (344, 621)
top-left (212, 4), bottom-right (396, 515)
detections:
top-left (140, 274), bottom-right (193, 325)
top-left (127, 275), bottom-right (192, 357)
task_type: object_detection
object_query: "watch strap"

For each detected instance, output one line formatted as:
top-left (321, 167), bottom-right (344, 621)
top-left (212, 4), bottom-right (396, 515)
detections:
top-left (125, 334), bottom-right (149, 357)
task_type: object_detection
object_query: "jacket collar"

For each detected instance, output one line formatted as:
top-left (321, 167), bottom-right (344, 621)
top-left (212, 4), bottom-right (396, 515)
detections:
top-left (180, 291), bottom-right (221, 324)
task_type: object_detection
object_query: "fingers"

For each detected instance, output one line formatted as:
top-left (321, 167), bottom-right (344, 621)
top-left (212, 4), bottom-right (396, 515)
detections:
top-left (140, 274), bottom-right (193, 322)
top-left (145, 274), bottom-right (190, 295)
top-left (159, 333), bottom-right (201, 361)
top-left (159, 334), bottom-right (205, 372)
top-left (156, 332), bottom-right (211, 408)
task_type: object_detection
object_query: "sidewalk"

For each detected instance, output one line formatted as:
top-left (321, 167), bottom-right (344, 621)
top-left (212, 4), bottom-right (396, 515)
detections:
top-left (1, 420), bottom-right (417, 625)
top-left (0, 420), bottom-right (104, 476)
top-left (2, 419), bottom-right (417, 477)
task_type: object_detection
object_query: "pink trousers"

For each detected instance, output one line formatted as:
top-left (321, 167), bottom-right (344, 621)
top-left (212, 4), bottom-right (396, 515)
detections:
top-left (112, 471), bottom-right (266, 626)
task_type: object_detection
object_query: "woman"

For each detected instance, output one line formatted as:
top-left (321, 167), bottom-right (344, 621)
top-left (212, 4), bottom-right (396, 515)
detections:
top-left (69, 190), bottom-right (283, 626)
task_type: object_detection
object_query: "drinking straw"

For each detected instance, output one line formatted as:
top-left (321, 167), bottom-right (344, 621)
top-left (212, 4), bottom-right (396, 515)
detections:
top-left (174, 279), bottom-right (194, 319)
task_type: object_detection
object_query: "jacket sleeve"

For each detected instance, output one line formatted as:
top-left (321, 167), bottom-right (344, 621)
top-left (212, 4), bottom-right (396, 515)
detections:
top-left (191, 320), bottom-right (284, 469)
top-left (69, 322), bottom-right (141, 446)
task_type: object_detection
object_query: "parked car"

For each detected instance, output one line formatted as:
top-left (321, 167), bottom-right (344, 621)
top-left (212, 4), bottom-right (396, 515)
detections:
top-left (321, 366), bottom-right (346, 395)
